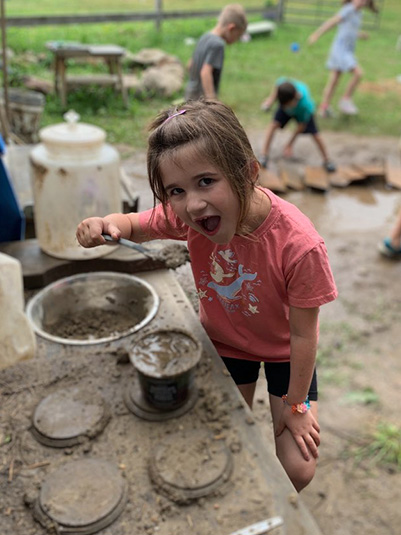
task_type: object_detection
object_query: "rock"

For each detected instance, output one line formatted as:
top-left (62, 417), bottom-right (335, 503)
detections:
top-left (128, 48), bottom-right (169, 67)
top-left (22, 76), bottom-right (53, 95)
top-left (141, 61), bottom-right (184, 97)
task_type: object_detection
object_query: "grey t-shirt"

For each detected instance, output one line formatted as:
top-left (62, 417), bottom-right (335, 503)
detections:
top-left (185, 32), bottom-right (225, 100)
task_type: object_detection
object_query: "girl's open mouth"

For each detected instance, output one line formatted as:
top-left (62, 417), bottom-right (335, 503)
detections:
top-left (198, 216), bottom-right (221, 235)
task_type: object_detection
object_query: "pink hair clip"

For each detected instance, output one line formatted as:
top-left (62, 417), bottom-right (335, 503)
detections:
top-left (162, 109), bottom-right (187, 124)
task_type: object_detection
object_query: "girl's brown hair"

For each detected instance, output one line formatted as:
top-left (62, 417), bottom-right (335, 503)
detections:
top-left (147, 99), bottom-right (259, 234)
top-left (342, 0), bottom-right (378, 13)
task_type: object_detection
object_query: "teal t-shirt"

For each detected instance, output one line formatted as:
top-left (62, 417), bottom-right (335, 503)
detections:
top-left (276, 77), bottom-right (315, 123)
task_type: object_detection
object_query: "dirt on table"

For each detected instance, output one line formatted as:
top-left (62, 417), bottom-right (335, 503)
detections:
top-left (1, 130), bottom-right (400, 535)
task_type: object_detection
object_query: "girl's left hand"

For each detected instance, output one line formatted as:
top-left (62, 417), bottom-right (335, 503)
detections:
top-left (275, 404), bottom-right (320, 461)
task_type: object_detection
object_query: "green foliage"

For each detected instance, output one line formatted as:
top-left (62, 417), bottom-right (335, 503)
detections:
top-left (343, 387), bottom-right (379, 406)
top-left (351, 422), bottom-right (401, 470)
top-left (2, 1), bottom-right (400, 146)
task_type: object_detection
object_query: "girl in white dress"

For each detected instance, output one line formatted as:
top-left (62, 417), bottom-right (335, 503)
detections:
top-left (308, 0), bottom-right (378, 117)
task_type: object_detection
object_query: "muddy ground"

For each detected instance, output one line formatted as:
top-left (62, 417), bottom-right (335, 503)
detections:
top-left (1, 129), bottom-right (401, 535)
top-left (172, 130), bottom-right (401, 535)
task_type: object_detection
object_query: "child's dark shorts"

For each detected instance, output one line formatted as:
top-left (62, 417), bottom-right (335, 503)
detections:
top-left (220, 356), bottom-right (318, 401)
top-left (274, 108), bottom-right (319, 135)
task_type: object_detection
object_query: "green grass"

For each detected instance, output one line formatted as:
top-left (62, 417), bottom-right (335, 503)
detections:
top-left (2, 1), bottom-right (401, 147)
top-left (342, 387), bottom-right (380, 406)
top-left (350, 422), bottom-right (401, 470)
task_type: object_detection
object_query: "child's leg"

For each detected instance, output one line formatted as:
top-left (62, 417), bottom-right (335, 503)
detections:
top-left (311, 132), bottom-right (330, 161)
top-left (390, 208), bottom-right (401, 249)
top-left (320, 70), bottom-right (342, 109)
top-left (220, 357), bottom-right (260, 409)
top-left (343, 65), bottom-right (363, 100)
top-left (261, 121), bottom-right (281, 158)
top-left (269, 394), bottom-right (318, 492)
top-left (237, 383), bottom-right (257, 409)
top-left (307, 120), bottom-right (335, 171)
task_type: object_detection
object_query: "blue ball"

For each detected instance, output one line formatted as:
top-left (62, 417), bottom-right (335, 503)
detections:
top-left (290, 42), bottom-right (300, 52)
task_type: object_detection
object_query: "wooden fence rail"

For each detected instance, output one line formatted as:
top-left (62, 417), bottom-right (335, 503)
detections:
top-left (4, 7), bottom-right (277, 28)
top-left (282, 0), bottom-right (384, 29)
top-left (3, 1), bottom-right (383, 29)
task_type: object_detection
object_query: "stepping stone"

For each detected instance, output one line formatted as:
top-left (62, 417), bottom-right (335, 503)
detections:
top-left (342, 166), bottom-right (366, 183)
top-left (258, 167), bottom-right (287, 193)
top-left (330, 166), bottom-right (366, 187)
top-left (278, 161), bottom-right (305, 191)
top-left (353, 163), bottom-right (385, 178)
top-left (385, 156), bottom-right (401, 189)
top-left (304, 167), bottom-right (330, 191)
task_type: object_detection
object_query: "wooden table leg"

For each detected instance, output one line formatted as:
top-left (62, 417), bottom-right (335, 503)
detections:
top-left (59, 59), bottom-right (67, 108)
top-left (53, 57), bottom-right (59, 94)
top-left (116, 59), bottom-right (128, 107)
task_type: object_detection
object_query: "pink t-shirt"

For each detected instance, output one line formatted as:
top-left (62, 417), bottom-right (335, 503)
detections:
top-left (139, 188), bottom-right (338, 363)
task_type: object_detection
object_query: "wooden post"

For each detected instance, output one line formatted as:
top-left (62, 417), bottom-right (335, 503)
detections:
top-left (277, 0), bottom-right (285, 22)
top-left (155, 0), bottom-right (163, 32)
top-left (0, 0), bottom-right (11, 132)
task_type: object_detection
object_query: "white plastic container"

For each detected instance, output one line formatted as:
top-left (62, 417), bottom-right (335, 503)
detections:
top-left (0, 253), bottom-right (36, 370)
top-left (29, 110), bottom-right (122, 260)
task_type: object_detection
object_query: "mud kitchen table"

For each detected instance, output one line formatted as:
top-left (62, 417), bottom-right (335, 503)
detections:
top-left (0, 241), bottom-right (322, 535)
top-left (46, 41), bottom-right (128, 107)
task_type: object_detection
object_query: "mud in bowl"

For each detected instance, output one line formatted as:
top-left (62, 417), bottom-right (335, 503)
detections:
top-left (129, 329), bottom-right (202, 411)
top-left (26, 272), bottom-right (160, 345)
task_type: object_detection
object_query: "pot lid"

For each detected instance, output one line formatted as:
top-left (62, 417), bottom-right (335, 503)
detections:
top-left (39, 109), bottom-right (106, 148)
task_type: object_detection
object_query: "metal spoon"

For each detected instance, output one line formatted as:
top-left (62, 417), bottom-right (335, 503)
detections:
top-left (102, 233), bottom-right (156, 259)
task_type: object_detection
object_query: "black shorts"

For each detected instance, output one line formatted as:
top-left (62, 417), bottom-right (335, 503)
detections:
top-left (220, 356), bottom-right (318, 401)
top-left (274, 108), bottom-right (318, 135)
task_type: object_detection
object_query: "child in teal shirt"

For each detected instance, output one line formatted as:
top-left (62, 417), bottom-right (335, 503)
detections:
top-left (259, 78), bottom-right (336, 172)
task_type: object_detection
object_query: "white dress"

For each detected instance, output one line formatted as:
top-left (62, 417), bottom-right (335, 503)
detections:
top-left (326, 4), bottom-right (362, 72)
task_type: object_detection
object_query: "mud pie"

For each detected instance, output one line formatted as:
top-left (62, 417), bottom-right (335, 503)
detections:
top-left (33, 459), bottom-right (128, 535)
top-left (31, 386), bottom-right (110, 447)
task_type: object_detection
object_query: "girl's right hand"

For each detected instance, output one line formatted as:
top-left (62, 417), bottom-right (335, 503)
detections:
top-left (76, 217), bottom-right (122, 248)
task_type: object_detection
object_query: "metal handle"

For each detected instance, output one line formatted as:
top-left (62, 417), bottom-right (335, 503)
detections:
top-left (102, 234), bottom-right (155, 259)
top-left (228, 516), bottom-right (284, 535)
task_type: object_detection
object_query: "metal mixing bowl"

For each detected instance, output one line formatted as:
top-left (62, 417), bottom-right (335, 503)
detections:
top-left (26, 272), bottom-right (160, 345)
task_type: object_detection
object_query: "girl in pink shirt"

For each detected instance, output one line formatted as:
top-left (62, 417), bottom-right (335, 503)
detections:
top-left (76, 99), bottom-right (337, 492)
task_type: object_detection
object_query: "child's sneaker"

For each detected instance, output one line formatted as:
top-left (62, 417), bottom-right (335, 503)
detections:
top-left (259, 155), bottom-right (269, 169)
top-left (338, 98), bottom-right (358, 115)
top-left (318, 105), bottom-right (335, 118)
top-left (378, 237), bottom-right (401, 259)
top-left (323, 160), bottom-right (337, 173)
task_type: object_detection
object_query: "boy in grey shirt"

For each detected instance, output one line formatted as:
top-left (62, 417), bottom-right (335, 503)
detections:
top-left (185, 4), bottom-right (247, 100)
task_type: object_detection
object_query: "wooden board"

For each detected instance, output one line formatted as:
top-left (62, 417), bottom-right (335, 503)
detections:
top-left (258, 167), bottom-right (287, 193)
top-left (329, 166), bottom-right (368, 187)
top-left (329, 169), bottom-right (350, 188)
top-left (278, 161), bottom-right (305, 191)
top-left (0, 239), bottom-right (168, 289)
top-left (342, 166), bottom-right (366, 182)
top-left (304, 167), bottom-right (330, 191)
top-left (352, 163), bottom-right (385, 178)
top-left (385, 156), bottom-right (401, 189)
